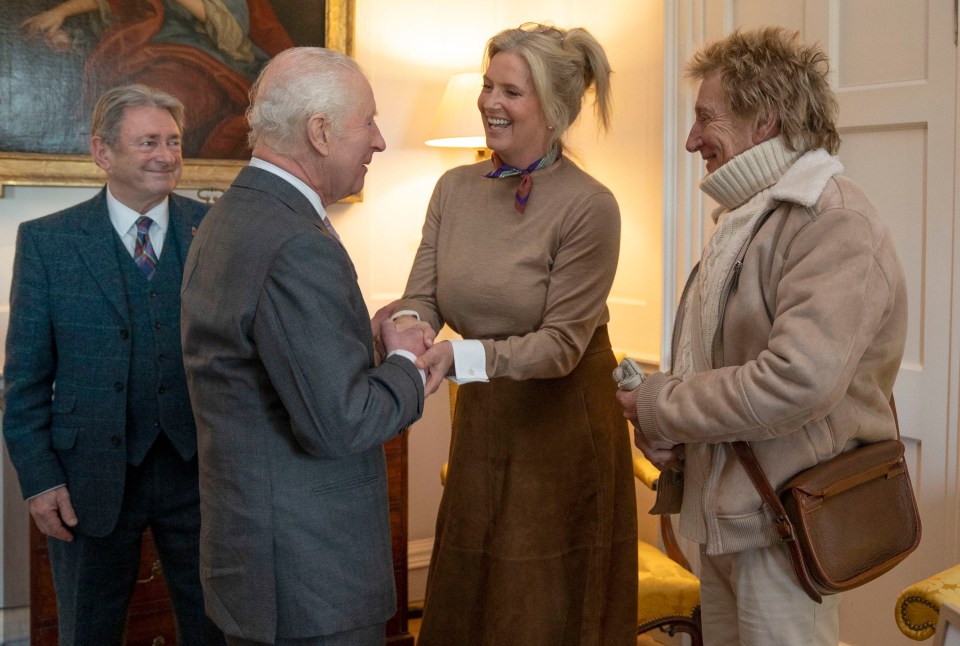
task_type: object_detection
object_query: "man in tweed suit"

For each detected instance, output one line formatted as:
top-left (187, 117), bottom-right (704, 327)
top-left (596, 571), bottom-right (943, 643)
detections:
top-left (181, 48), bottom-right (430, 646)
top-left (2, 85), bottom-right (223, 645)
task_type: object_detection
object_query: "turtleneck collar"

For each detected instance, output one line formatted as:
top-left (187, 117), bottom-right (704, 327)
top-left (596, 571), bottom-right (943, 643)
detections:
top-left (699, 136), bottom-right (804, 214)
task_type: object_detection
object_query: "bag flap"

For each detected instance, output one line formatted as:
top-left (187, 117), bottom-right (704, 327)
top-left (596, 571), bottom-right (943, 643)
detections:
top-left (779, 440), bottom-right (905, 498)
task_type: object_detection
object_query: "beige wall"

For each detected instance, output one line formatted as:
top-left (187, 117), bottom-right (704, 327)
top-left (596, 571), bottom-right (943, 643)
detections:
top-left (0, 0), bottom-right (666, 609)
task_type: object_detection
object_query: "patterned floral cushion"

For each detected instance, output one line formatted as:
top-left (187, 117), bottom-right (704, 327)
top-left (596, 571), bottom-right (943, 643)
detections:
top-left (636, 539), bottom-right (701, 624)
top-left (896, 564), bottom-right (960, 640)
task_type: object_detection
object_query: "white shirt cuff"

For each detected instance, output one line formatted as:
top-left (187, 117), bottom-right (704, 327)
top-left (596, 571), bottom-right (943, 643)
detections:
top-left (28, 483), bottom-right (67, 500)
top-left (387, 349), bottom-right (426, 385)
top-left (449, 339), bottom-right (488, 384)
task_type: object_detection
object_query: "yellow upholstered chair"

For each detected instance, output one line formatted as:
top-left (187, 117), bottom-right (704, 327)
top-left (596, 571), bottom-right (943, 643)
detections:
top-left (632, 454), bottom-right (702, 644)
top-left (896, 564), bottom-right (960, 640)
top-left (444, 380), bottom-right (702, 645)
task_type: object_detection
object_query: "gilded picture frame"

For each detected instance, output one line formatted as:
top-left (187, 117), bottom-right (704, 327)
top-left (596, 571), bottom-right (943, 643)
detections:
top-left (0, 0), bottom-right (355, 197)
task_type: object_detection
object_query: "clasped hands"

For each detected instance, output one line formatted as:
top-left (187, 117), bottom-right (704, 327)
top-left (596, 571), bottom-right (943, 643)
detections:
top-left (371, 304), bottom-right (453, 396)
top-left (616, 386), bottom-right (684, 472)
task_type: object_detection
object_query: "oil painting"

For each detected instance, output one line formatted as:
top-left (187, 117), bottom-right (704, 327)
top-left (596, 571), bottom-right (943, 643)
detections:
top-left (0, 0), bottom-right (353, 192)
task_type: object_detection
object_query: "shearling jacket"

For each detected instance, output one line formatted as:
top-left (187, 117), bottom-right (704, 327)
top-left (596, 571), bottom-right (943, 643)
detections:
top-left (635, 151), bottom-right (908, 555)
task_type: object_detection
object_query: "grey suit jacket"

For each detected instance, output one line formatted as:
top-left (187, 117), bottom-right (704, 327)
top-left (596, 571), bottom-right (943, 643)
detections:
top-left (2, 189), bottom-right (207, 536)
top-left (180, 166), bottom-right (424, 641)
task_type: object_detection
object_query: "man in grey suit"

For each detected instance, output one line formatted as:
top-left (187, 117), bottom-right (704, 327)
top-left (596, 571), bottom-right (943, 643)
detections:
top-left (3, 85), bottom-right (223, 644)
top-left (180, 48), bottom-right (431, 646)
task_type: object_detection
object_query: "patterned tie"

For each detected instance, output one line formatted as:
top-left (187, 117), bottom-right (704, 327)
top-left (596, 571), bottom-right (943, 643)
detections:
top-left (134, 216), bottom-right (158, 280)
top-left (322, 216), bottom-right (342, 244)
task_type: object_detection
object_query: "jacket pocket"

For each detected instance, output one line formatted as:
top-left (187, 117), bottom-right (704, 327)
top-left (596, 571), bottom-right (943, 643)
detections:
top-left (50, 425), bottom-right (79, 450)
top-left (311, 472), bottom-right (381, 494)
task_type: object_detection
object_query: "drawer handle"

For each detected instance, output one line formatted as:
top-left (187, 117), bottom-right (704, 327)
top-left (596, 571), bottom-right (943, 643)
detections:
top-left (137, 559), bottom-right (163, 584)
top-left (152, 637), bottom-right (166, 646)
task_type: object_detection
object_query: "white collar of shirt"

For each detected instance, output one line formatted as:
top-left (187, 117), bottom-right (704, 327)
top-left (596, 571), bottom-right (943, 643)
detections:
top-left (249, 157), bottom-right (327, 220)
top-left (106, 187), bottom-right (170, 258)
top-left (248, 157), bottom-right (344, 244)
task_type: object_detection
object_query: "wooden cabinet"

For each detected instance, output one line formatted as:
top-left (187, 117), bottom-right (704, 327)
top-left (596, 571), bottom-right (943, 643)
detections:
top-left (30, 434), bottom-right (414, 645)
top-left (384, 433), bottom-right (415, 645)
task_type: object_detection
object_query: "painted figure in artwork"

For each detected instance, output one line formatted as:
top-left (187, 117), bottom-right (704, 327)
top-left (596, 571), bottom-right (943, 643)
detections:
top-left (19, 0), bottom-right (294, 158)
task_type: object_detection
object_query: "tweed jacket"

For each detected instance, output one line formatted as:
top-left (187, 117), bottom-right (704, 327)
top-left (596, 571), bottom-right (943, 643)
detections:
top-left (635, 152), bottom-right (908, 555)
top-left (180, 166), bottom-right (424, 641)
top-left (2, 188), bottom-right (208, 536)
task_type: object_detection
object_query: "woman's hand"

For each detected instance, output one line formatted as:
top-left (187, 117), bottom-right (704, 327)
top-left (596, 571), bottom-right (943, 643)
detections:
top-left (396, 318), bottom-right (436, 349)
top-left (415, 341), bottom-right (454, 396)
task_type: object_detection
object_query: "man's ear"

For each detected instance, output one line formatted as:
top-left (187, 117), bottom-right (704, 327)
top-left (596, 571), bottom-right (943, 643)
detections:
top-left (752, 111), bottom-right (780, 145)
top-left (307, 114), bottom-right (332, 156)
top-left (753, 113), bottom-right (780, 145)
top-left (90, 136), bottom-right (112, 172)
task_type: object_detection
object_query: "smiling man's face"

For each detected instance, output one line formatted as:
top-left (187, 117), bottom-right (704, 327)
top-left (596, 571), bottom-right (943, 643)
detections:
top-left (92, 106), bottom-right (182, 213)
top-left (686, 73), bottom-right (759, 174)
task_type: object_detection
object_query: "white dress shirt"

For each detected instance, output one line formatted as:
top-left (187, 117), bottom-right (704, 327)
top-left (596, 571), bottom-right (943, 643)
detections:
top-left (106, 187), bottom-right (170, 258)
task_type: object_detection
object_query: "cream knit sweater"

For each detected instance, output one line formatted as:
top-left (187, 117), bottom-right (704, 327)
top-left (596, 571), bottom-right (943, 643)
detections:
top-left (675, 137), bottom-right (802, 382)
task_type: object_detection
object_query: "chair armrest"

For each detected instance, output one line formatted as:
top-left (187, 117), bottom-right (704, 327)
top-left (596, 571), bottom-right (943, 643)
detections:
top-left (633, 455), bottom-right (661, 491)
top-left (896, 563), bottom-right (960, 640)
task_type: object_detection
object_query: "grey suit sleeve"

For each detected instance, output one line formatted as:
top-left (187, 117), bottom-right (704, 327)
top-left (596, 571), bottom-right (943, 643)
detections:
top-left (2, 224), bottom-right (67, 498)
top-left (253, 234), bottom-right (424, 458)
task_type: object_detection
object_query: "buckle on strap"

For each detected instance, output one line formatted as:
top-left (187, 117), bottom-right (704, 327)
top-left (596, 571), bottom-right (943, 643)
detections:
top-left (775, 515), bottom-right (796, 543)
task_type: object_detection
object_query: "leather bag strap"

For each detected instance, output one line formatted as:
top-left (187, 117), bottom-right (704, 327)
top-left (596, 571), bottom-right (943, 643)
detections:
top-left (731, 440), bottom-right (823, 603)
top-left (721, 204), bottom-right (825, 601)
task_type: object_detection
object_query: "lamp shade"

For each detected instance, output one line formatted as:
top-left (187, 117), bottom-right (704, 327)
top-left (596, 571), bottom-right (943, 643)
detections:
top-left (425, 72), bottom-right (487, 149)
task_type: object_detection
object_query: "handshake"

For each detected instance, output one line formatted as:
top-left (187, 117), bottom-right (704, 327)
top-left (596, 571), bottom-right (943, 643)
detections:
top-left (371, 303), bottom-right (450, 396)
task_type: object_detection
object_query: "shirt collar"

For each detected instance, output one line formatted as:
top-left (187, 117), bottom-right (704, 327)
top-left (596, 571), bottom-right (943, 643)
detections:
top-left (249, 157), bottom-right (326, 220)
top-left (105, 186), bottom-right (170, 239)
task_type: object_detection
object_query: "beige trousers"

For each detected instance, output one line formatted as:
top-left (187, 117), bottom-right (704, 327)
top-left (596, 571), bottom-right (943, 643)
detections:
top-left (700, 543), bottom-right (841, 646)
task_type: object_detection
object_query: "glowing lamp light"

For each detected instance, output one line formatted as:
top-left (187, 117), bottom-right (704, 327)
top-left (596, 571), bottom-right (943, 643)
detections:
top-left (425, 72), bottom-right (490, 159)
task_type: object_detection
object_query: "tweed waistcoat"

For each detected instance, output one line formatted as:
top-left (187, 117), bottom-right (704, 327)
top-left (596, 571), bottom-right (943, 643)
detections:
top-left (114, 230), bottom-right (196, 465)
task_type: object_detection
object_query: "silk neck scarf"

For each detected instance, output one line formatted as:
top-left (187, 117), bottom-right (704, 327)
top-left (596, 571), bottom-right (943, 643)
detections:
top-left (484, 147), bottom-right (559, 213)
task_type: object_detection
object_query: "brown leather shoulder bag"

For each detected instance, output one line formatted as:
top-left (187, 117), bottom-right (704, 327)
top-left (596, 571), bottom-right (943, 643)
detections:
top-left (732, 397), bottom-right (921, 603)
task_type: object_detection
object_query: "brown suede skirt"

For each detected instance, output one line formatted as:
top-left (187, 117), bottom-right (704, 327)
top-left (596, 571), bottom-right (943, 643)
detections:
top-left (418, 326), bottom-right (638, 646)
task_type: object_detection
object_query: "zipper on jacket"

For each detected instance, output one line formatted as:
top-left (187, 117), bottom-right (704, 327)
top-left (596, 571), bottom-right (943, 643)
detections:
top-left (712, 208), bottom-right (777, 367)
top-left (712, 258), bottom-right (744, 366)
top-left (730, 260), bottom-right (744, 294)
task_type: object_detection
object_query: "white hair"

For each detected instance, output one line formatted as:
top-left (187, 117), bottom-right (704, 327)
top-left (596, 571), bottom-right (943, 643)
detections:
top-left (247, 47), bottom-right (362, 154)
